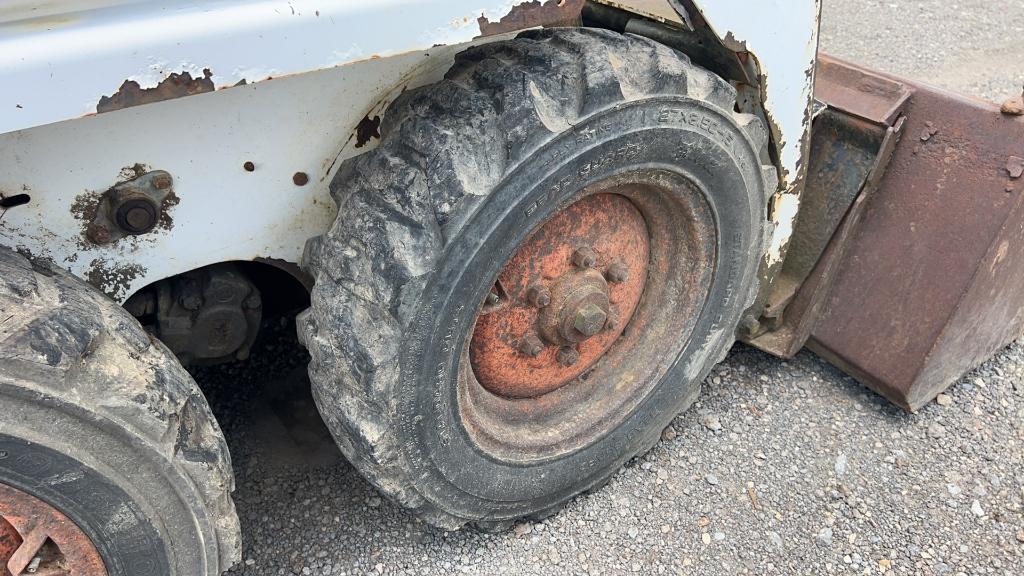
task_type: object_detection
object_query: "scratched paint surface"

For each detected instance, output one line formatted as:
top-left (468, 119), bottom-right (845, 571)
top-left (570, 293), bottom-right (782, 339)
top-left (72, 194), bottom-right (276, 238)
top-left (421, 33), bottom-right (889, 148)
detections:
top-left (0, 0), bottom-right (527, 134)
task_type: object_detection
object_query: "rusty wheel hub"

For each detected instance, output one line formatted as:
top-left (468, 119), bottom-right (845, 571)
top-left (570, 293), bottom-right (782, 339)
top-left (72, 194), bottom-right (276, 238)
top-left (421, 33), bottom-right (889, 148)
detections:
top-left (470, 193), bottom-right (650, 398)
top-left (0, 482), bottom-right (106, 576)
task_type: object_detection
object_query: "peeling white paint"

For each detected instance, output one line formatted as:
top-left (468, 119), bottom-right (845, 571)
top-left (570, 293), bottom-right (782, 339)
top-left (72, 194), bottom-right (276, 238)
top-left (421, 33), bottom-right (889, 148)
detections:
top-left (688, 0), bottom-right (821, 187)
top-left (0, 0), bottom-right (821, 299)
top-left (0, 0), bottom-right (524, 134)
top-left (767, 192), bottom-right (802, 265)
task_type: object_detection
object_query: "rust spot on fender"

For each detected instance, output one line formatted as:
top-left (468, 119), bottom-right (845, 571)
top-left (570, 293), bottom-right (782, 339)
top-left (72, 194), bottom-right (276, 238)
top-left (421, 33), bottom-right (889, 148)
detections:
top-left (86, 258), bottom-right (145, 300)
top-left (477, 0), bottom-right (585, 37)
top-left (354, 115), bottom-right (381, 148)
top-left (97, 69), bottom-right (215, 113)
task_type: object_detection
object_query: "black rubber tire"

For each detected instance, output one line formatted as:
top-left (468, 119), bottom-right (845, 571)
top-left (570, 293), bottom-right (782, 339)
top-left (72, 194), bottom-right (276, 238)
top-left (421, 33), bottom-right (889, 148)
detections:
top-left (300, 28), bottom-right (777, 529)
top-left (0, 247), bottom-right (240, 575)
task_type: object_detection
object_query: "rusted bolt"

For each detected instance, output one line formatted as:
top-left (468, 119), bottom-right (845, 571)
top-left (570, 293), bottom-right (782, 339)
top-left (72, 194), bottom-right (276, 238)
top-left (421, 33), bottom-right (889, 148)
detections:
top-left (243, 161), bottom-right (256, 172)
top-left (86, 223), bottom-right (112, 245)
top-left (526, 285), bottom-right (551, 308)
top-left (293, 172), bottom-right (310, 186)
top-left (604, 309), bottom-right (620, 331)
top-left (573, 303), bottom-right (607, 338)
top-left (571, 246), bottom-right (597, 269)
top-left (739, 315), bottom-right (762, 337)
top-left (151, 173), bottom-right (172, 190)
top-left (557, 346), bottom-right (580, 367)
top-left (115, 197), bottom-right (159, 235)
top-left (605, 261), bottom-right (629, 283)
top-left (518, 334), bottom-right (544, 358)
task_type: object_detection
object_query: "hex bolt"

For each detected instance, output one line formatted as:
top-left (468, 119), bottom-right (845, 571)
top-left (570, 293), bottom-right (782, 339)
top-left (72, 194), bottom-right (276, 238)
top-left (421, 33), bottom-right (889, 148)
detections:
top-left (557, 346), bottom-right (580, 367)
top-left (86, 223), bottom-right (112, 245)
top-left (605, 261), bottom-right (630, 283)
top-left (115, 198), bottom-right (159, 235)
top-left (526, 285), bottom-right (551, 308)
top-left (573, 303), bottom-right (608, 338)
top-left (571, 246), bottom-right (598, 269)
top-left (518, 334), bottom-right (544, 358)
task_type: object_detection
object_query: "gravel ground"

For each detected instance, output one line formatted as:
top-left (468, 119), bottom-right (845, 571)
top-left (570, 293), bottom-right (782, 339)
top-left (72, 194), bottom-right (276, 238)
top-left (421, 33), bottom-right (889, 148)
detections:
top-left (200, 2), bottom-right (1024, 574)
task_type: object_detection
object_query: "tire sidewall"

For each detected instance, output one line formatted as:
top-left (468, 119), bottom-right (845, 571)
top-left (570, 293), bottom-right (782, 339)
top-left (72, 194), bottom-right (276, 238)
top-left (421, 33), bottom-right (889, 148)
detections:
top-left (0, 381), bottom-right (207, 576)
top-left (398, 97), bottom-right (767, 518)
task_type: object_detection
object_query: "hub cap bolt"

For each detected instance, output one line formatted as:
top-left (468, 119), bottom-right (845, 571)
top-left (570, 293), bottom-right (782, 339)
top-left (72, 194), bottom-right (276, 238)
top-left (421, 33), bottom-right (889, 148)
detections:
top-left (572, 246), bottom-right (598, 269)
top-left (526, 285), bottom-right (551, 308)
top-left (557, 346), bottom-right (580, 367)
top-left (518, 334), bottom-right (544, 358)
top-left (605, 261), bottom-right (629, 283)
top-left (574, 303), bottom-right (608, 338)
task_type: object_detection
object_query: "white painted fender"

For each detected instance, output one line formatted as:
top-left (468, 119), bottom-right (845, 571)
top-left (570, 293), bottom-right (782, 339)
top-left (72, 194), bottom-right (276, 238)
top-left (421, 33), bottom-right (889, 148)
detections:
top-left (0, 0), bottom-right (819, 300)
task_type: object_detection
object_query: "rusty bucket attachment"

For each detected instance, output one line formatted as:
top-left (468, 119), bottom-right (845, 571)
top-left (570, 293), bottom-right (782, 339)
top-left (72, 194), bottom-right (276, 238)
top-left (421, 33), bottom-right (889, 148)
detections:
top-left (747, 55), bottom-right (1024, 411)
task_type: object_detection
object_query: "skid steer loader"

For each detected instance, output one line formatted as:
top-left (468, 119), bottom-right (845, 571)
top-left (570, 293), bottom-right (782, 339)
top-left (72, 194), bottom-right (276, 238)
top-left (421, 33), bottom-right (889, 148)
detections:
top-left (1, 1), bottom-right (1022, 573)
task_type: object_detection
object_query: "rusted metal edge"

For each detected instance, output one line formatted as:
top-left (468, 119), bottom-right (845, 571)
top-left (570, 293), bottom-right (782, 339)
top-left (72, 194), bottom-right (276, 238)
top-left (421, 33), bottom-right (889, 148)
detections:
top-left (478, 0), bottom-right (586, 36)
top-left (97, 69), bottom-right (215, 113)
top-left (813, 56), bottom-right (913, 126)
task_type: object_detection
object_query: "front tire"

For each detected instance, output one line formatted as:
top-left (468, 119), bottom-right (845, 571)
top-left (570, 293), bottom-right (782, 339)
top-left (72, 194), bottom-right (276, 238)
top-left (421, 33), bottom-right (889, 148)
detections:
top-left (0, 247), bottom-right (240, 575)
top-left (300, 28), bottom-right (776, 529)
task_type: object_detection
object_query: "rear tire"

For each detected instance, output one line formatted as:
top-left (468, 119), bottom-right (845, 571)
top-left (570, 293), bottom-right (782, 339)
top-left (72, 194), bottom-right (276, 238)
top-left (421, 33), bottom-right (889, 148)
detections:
top-left (0, 247), bottom-right (240, 575)
top-left (300, 28), bottom-right (776, 529)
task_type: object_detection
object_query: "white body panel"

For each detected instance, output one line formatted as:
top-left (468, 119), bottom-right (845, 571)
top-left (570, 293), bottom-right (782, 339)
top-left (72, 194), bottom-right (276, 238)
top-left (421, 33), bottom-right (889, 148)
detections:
top-left (0, 0), bottom-right (820, 300)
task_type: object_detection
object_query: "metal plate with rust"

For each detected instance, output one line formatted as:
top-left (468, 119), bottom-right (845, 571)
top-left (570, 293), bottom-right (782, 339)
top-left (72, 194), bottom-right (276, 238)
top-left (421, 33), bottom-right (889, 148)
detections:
top-left (805, 56), bottom-right (1024, 410)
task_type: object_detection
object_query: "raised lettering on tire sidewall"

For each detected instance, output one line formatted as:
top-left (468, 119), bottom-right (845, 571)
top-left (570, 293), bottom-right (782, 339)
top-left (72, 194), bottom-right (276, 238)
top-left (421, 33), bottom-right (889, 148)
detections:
top-left (397, 98), bottom-right (765, 517)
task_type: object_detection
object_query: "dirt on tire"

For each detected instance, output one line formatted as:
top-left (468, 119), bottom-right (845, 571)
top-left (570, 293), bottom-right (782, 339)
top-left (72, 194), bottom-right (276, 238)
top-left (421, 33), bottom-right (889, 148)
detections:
top-left (300, 28), bottom-right (777, 530)
top-left (0, 246), bottom-right (241, 575)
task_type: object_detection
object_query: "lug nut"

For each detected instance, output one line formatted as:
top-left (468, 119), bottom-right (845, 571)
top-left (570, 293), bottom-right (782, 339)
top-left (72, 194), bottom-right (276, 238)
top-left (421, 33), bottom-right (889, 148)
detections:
top-left (526, 285), bottom-right (551, 308)
top-left (573, 303), bottom-right (607, 338)
top-left (518, 334), bottom-right (544, 358)
top-left (572, 246), bottom-right (597, 269)
top-left (605, 309), bottom-right (620, 331)
top-left (605, 261), bottom-right (629, 283)
top-left (557, 346), bottom-right (580, 367)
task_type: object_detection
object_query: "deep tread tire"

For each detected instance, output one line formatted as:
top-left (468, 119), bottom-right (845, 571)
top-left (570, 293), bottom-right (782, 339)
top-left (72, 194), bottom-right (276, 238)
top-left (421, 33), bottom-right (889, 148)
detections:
top-left (300, 28), bottom-right (777, 529)
top-left (0, 247), bottom-right (240, 575)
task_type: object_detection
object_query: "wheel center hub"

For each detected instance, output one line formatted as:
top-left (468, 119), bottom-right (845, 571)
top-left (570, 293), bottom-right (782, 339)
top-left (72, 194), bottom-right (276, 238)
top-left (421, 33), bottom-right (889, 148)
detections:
top-left (539, 268), bottom-right (611, 345)
top-left (469, 193), bottom-right (650, 399)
